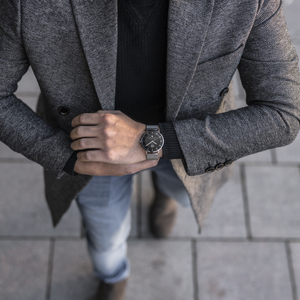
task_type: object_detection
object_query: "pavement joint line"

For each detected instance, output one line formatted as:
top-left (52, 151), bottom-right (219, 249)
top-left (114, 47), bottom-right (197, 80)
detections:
top-left (0, 158), bottom-right (33, 164)
top-left (128, 236), bottom-right (300, 243)
top-left (2, 236), bottom-right (300, 243)
top-left (1, 158), bottom-right (300, 166)
top-left (46, 238), bottom-right (55, 300)
top-left (239, 164), bottom-right (252, 239)
top-left (270, 148), bottom-right (278, 164)
top-left (0, 236), bottom-right (83, 241)
top-left (2, 159), bottom-right (300, 166)
top-left (285, 242), bottom-right (299, 300)
top-left (191, 239), bottom-right (199, 300)
top-left (236, 161), bottom-right (300, 167)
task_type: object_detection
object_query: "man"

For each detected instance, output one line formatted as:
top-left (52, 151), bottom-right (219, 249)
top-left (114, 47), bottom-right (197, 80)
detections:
top-left (1, 0), bottom-right (300, 299)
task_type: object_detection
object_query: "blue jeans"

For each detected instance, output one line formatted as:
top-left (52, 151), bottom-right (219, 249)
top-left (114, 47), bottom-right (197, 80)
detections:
top-left (76, 159), bottom-right (190, 283)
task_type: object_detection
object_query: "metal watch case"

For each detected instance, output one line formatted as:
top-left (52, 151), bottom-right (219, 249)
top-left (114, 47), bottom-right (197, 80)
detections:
top-left (140, 126), bottom-right (164, 156)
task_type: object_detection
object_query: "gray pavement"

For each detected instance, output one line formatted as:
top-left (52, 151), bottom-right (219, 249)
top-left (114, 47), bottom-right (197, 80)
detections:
top-left (1, 1), bottom-right (300, 299)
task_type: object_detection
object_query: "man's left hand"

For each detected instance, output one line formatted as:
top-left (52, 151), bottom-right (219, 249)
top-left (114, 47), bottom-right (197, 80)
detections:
top-left (70, 110), bottom-right (149, 164)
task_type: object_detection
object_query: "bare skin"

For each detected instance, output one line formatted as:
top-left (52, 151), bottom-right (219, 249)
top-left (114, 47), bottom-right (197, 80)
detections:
top-left (70, 110), bottom-right (162, 176)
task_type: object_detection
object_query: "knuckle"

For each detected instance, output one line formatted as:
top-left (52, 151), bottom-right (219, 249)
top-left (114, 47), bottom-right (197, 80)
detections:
top-left (102, 127), bottom-right (111, 137)
top-left (79, 139), bottom-right (86, 148)
top-left (103, 113), bottom-right (115, 124)
top-left (79, 114), bottom-right (86, 124)
top-left (106, 150), bottom-right (116, 162)
top-left (84, 151), bottom-right (93, 161)
top-left (76, 126), bottom-right (84, 137)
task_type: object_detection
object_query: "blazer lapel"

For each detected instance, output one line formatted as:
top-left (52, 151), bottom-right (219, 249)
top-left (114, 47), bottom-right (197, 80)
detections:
top-left (166, 0), bottom-right (215, 121)
top-left (70, 0), bottom-right (118, 111)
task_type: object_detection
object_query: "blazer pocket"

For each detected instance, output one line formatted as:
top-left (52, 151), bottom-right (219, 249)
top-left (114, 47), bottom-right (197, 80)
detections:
top-left (179, 44), bottom-right (244, 119)
top-left (197, 43), bottom-right (244, 67)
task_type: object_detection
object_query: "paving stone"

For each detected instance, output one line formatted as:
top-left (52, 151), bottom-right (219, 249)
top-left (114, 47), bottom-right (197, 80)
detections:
top-left (276, 130), bottom-right (300, 163)
top-left (201, 166), bottom-right (246, 238)
top-left (290, 243), bottom-right (300, 295)
top-left (232, 71), bottom-right (246, 99)
top-left (17, 95), bottom-right (38, 111)
top-left (170, 166), bottom-right (246, 238)
top-left (197, 241), bottom-right (293, 300)
top-left (16, 67), bottom-right (40, 95)
top-left (140, 166), bottom-right (246, 238)
top-left (246, 165), bottom-right (300, 238)
top-left (126, 240), bottom-right (193, 300)
top-left (235, 95), bottom-right (247, 109)
top-left (50, 240), bottom-right (98, 300)
top-left (238, 149), bottom-right (272, 163)
top-left (0, 240), bottom-right (49, 300)
top-left (0, 142), bottom-right (28, 160)
top-left (283, 0), bottom-right (300, 45)
top-left (0, 163), bottom-right (81, 237)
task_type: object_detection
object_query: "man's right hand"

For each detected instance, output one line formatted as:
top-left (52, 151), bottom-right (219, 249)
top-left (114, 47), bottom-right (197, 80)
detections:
top-left (74, 159), bottom-right (158, 176)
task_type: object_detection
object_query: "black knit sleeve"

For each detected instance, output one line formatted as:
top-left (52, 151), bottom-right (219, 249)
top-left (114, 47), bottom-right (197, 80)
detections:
top-left (63, 151), bottom-right (78, 176)
top-left (159, 123), bottom-right (184, 159)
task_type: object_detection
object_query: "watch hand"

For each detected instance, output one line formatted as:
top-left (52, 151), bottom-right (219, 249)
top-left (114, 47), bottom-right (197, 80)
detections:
top-left (146, 141), bottom-right (154, 146)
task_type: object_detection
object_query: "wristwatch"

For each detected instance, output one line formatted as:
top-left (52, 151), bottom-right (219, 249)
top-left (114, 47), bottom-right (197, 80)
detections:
top-left (140, 125), bottom-right (164, 160)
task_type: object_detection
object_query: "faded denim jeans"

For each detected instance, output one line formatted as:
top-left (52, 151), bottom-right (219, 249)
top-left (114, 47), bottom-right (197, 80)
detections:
top-left (76, 159), bottom-right (190, 283)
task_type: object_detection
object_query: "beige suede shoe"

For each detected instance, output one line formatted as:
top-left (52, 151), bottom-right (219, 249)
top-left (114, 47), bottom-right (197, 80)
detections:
top-left (148, 172), bottom-right (178, 238)
top-left (90, 279), bottom-right (127, 300)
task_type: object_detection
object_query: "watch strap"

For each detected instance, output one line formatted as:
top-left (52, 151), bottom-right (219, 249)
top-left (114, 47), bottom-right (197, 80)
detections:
top-left (146, 125), bottom-right (159, 131)
top-left (146, 153), bottom-right (159, 160)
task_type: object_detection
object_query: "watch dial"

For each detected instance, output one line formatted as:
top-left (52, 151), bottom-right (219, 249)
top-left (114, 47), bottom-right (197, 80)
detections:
top-left (142, 131), bottom-right (164, 153)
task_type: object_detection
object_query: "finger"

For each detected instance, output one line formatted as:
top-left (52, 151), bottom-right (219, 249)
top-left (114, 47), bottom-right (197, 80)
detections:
top-left (77, 148), bottom-right (149, 165)
top-left (77, 149), bottom-right (112, 163)
top-left (70, 125), bottom-right (99, 140)
top-left (77, 149), bottom-right (124, 164)
top-left (71, 111), bottom-right (121, 128)
top-left (75, 160), bottom-right (158, 176)
top-left (71, 138), bottom-right (103, 151)
top-left (71, 113), bottom-right (102, 128)
top-left (125, 160), bottom-right (159, 174)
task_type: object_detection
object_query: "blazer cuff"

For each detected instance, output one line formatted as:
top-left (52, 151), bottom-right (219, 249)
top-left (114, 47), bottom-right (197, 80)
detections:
top-left (63, 151), bottom-right (78, 176)
top-left (159, 123), bottom-right (184, 159)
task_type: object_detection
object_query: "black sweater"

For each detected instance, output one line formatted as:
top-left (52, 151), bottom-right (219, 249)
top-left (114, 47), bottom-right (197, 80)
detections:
top-left (63, 0), bottom-right (183, 175)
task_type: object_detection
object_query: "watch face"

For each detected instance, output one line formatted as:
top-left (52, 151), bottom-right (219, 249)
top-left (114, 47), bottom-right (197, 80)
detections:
top-left (141, 131), bottom-right (164, 153)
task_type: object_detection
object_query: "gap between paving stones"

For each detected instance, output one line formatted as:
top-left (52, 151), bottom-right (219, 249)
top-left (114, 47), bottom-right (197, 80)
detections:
top-left (2, 236), bottom-right (300, 243)
top-left (286, 242), bottom-right (299, 300)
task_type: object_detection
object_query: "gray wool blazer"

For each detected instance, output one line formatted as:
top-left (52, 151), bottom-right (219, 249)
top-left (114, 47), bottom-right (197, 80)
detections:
top-left (1, 0), bottom-right (300, 231)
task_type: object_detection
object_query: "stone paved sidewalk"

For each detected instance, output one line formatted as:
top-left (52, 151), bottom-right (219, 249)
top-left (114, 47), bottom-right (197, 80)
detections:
top-left (1, 1), bottom-right (300, 299)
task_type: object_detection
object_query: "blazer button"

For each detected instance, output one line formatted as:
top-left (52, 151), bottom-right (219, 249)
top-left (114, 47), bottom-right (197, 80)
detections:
top-left (224, 160), bottom-right (233, 167)
top-left (205, 166), bottom-right (215, 173)
top-left (215, 163), bottom-right (224, 171)
top-left (58, 106), bottom-right (70, 115)
top-left (220, 87), bottom-right (229, 97)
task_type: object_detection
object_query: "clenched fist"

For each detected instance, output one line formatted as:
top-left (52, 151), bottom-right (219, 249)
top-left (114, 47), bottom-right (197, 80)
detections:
top-left (70, 110), bottom-right (162, 176)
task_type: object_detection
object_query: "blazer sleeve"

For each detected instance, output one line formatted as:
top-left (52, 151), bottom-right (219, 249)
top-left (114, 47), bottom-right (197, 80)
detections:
top-left (173, 0), bottom-right (300, 176)
top-left (0, 0), bottom-right (74, 178)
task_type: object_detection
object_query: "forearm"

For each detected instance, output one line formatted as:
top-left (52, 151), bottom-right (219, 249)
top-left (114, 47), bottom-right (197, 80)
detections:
top-left (0, 94), bottom-right (74, 177)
